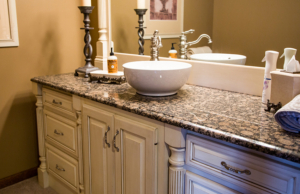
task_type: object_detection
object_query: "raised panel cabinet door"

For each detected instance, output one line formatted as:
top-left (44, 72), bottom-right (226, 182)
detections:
top-left (114, 115), bottom-right (158, 194)
top-left (82, 104), bottom-right (115, 194)
top-left (185, 171), bottom-right (241, 194)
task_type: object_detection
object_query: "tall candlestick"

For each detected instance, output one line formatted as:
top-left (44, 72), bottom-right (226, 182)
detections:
top-left (137, 0), bottom-right (146, 9)
top-left (75, 6), bottom-right (99, 78)
top-left (134, 9), bottom-right (147, 55)
top-left (80, 0), bottom-right (91, 6)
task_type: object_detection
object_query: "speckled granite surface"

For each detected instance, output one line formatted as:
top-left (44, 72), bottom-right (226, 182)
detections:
top-left (31, 73), bottom-right (300, 163)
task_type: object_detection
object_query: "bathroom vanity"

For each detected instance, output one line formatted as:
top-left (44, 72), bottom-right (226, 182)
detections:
top-left (31, 73), bottom-right (300, 194)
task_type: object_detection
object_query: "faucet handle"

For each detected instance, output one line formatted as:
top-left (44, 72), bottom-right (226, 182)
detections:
top-left (182, 29), bottom-right (195, 35)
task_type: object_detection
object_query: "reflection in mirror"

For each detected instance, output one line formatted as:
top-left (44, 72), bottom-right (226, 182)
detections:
top-left (111, 0), bottom-right (300, 67)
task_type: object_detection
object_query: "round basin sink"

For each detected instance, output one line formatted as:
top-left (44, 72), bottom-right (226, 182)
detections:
top-left (123, 61), bottom-right (192, 96)
top-left (190, 53), bottom-right (246, 65)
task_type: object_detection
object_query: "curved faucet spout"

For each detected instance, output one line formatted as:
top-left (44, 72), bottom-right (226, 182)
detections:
top-left (187, 34), bottom-right (212, 47)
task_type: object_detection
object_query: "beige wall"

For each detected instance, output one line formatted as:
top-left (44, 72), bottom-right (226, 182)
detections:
top-left (0, 0), bottom-right (89, 179)
top-left (111, 0), bottom-right (213, 58)
top-left (212, 0), bottom-right (300, 68)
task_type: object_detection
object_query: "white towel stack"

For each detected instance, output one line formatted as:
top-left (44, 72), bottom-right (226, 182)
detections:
top-left (274, 94), bottom-right (300, 133)
top-left (186, 46), bottom-right (212, 59)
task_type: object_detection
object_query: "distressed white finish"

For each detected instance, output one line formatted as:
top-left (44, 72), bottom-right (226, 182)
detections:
top-left (33, 87), bottom-right (300, 194)
top-left (46, 143), bottom-right (79, 192)
top-left (186, 134), bottom-right (300, 194)
top-left (169, 147), bottom-right (185, 194)
top-left (115, 115), bottom-right (157, 194)
top-left (33, 83), bottom-right (49, 188)
top-left (82, 104), bottom-right (115, 194)
top-left (73, 95), bottom-right (85, 194)
top-left (165, 124), bottom-right (187, 148)
top-left (44, 110), bottom-right (78, 157)
top-left (185, 171), bottom-right (241, 194)
top-left (0, 0), bottom-right (19, 47)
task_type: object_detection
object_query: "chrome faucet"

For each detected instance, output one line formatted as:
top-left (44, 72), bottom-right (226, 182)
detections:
top-left (150, 30), bottom-right (163, 61)
top-left (179, 29), bottom-right (212, 59)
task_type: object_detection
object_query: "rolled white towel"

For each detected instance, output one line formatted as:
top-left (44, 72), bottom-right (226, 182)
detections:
top-left (186, 46), bottom-right (212, 59)
top-left (274, 94), bottom-right (300, 133)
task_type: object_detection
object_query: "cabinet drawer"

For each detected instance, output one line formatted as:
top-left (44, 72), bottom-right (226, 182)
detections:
top-left (46, 143), bottom-right (79, 190)
top-left (44, 110), bottom-right (77, 156)
top-left (185, 171), bottom-right (241, 194)
top-left (186, 134), bottom-right (299, 194)
top-left (43, 88), bottom-right (73, 113)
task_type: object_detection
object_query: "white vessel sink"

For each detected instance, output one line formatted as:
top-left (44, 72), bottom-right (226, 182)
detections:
top-left (190, 53), bottom-right (247, 65)
top-left (123, 61), bottom-right (192, 96)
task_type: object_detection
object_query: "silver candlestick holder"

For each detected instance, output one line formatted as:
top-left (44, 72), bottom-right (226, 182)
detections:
top-left (134, 9), bottom-right (147, 55)
top-left (75, 6), bottom-right (99, 78)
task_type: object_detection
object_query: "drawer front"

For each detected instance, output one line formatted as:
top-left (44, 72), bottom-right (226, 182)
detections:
top-left (185, 171), bottom-right (241, 194)
top-left (43, 88), bottom-right (73, 113)
top-left (186, 135), bottom-right (297, 194)
top-left (44, 110), bottom-right (77, 155)
top-left (46, 143), bottom-right (78, 189)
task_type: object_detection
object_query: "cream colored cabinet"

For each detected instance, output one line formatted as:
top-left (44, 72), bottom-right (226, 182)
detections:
top-left (82, 104), bottom-right (158, 194)
top-left (114, 115), bottom-right (157, 194)
top-left (185, 134), bottom-right (300, 194)
top-left (185, 171), bottom-right (241, 194)
top-left (82, 104), bottom-right (115, 194)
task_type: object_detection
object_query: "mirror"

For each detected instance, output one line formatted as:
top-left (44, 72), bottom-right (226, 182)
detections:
top-left (111, 0), bottom-right (300, 67)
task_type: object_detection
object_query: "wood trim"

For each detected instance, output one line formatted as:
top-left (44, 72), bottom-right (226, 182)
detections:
top-left (0, 167), bottom-right (38, 189)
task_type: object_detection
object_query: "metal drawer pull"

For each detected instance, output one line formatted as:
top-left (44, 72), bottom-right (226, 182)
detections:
top-left (54, 129), bottom-right (64, 136)
top-left (105, 126), bottom-right (110, 147)
top-left (113, 130), bottom-right (119, 152)
top-left (221, 161), bottom-right (251, 175)
top-left (52, 99), bottom-right (62, 105)
top-left (56, 164), bottom-right (65, 172)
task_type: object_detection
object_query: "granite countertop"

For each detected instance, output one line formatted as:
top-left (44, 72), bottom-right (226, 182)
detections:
top-left (31, 73), bottom-right (300, 163)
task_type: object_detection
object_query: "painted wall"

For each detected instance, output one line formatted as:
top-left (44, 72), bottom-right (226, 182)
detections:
top-left (0, 0), bottom-right (95, 179)
top-left (212, 0), bottom-right (300, 68)
top-left (111, 0), bottom-right (214, 58)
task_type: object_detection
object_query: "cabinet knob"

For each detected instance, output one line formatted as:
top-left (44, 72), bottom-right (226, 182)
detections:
top-left (113, 130), bottom-right (119, 152)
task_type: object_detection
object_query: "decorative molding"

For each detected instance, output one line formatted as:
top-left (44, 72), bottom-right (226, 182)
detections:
top-left (76, 110), bottom-right (85, 194)
top-left (0, 167), bottom-right (38, 189)
top-left (35, 95), bottom-right (49, 188)
top-left (169, 146), bottom-right (185, 194)
top-left (0, 0), bottom-right (19, 47)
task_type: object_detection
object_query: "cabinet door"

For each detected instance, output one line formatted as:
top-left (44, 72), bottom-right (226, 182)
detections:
top-left (114, 115), bottom-right (157, 194)
top-left (82, 104), bottom-right (115, 194)
top-left (185, 171), bottom-right (241, 194)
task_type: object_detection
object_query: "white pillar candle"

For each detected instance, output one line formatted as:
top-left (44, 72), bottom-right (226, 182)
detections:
top-left (80, 0), bottom-right (91, 6)
top-left (137, 0), bottom-right (146, 9)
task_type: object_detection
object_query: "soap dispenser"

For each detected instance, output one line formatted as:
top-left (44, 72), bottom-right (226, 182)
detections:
top-left (107, 47), bottom-right (118, 73)
top-left (280, 48), bottom-right (297, 71)
top-left (262, 51), bottom-right (279, 104)
top-left (169, 43), bottom-right (177, 59)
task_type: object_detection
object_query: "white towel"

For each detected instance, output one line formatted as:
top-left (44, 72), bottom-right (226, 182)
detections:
top-left (274, 94), bottom-right (300, 133)
top-left (186, 46), bottom-right (212, 59)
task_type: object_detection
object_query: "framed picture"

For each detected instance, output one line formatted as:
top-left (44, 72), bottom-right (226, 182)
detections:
top-left (144, 0), bottom-right (184, 39)
top-left (0, 0), bottom-right (19, 47)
